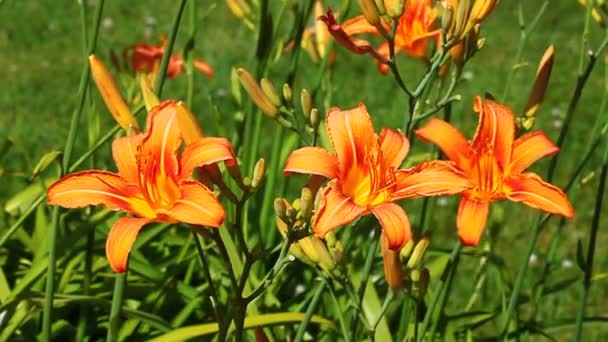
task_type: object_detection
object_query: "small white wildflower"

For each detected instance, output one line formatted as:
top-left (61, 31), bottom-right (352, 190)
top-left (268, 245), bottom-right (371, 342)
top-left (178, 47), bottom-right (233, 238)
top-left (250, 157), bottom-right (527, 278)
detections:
top-left (552, 119), bottom-right (563, 129)
top-left (462, 71), bottom-right (474, 80)
top-left (436, 197), bottom-right (448, 207)
top-left (295, 284), bottom-right (306, 295)
top-left (561, 259), bottom-right (574, 269)
top-left (529, 253), bottom-right (538, 267)
top-left (145, 16), bottom-right (157, 26)
top-left (551, 107), bottom-right (562, 117)
top-left (101, 17), bottom-right (114, 30)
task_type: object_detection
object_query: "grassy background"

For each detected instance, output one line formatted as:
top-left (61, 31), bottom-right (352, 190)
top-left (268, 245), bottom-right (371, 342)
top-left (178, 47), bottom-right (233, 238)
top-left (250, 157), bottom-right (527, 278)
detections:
top-left (1, 0), bottom-right (607, 339)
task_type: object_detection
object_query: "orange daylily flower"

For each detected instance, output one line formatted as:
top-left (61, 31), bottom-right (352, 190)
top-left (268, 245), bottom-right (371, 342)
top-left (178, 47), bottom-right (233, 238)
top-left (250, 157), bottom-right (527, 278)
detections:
top-left (319, 0), bottom-right (439, 73)
top-left (284, 104), bottom-right (471, 249)
top-left (47, 100), bottom-right (236, 272)
top-left (416, 96), bottom-right (574, 246)
top-left (129, 36), bottom-right (214, 79)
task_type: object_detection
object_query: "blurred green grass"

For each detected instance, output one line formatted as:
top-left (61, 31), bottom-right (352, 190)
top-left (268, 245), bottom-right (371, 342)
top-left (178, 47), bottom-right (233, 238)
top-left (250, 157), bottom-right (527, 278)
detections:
top-left (1, 0), bottom-right (607, 338)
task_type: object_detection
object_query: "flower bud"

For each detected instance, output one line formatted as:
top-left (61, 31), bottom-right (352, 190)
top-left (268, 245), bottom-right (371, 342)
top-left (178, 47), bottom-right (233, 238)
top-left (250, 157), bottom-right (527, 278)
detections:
top-left (237, 68), bottom-right (278, 118)
top-left (413, 268), bottom-right (430, 297)
top-left (298, 236), bottom-right (336, 272)
top-left (358, 0), bottom-right (382, 27)
top-left (399, 239), bottom-right (415, 261)
top-left (282, 83), bottom-right (293, 105)
top-left (175, 102), bottom-right (204, 144)
top-left (407, 235), bottom-right (430, 269)
top-left (382, 234), bottom-right (404, 290)
top-left (300, 187), bottom-right (314, 219)
top-left (441, 4), bottom-right (454, 37)
top-left (310, 108), bottom-right (320, 130)
top-left (374, 0), bottom-right (386, 15)
top-left (89, 55), bottom-right (139, 132)
top-left (286, 207), bottom-right (298, 221)
top-left (274, 198), bottom-right (288, 220)
top-left (300, 89), bottom-right (312, 119)
top-left (386, 0), bottom-right (405, 18)
top-left (251, 158), bottom-right (266, 188)
top-left (523, 45), bottom-right (555, 119)
top-left (260, 78), bottom-right (282, 107)
top-left (138, 74), bottom-right (160, 111)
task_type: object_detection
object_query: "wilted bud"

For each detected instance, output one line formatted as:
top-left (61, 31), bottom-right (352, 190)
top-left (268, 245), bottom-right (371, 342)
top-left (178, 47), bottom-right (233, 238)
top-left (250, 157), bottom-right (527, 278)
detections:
top-left (282, 83), bottom-right (293, 105)
top-left (89, 55), bottom-right (140, 133)
top-left (382, 234), bottom-right (404, 290)
top-left (175, 102), bottom-right (204, 144)
top-left (237, 68), bottom-right (278, 118)
top-left (523, 45), bottom-right (555, 119)
top-left (260, 78), bottom-right (282, 107)
top-left (138, 74), bottom-right (160, 111)
top-left (406, 236), bottom-right (430, 269)
top-left (358, 0), bottom-right (382, 27)
top-left (400, 239), bottom-right (415, 261)
top-left (310, 108), bottom-right (320, 130)
top-left (274, 198), bottom-right (288, 220)
top-left (300, 89), bottom-right (312, 119)
top-left (299, 187), bottom-right (314, 219)
top-left (251, 158), bottom-right (266, 188)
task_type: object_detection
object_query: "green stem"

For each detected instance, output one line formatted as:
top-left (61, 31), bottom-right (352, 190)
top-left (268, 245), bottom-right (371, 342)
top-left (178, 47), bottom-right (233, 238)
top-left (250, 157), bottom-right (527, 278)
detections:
top-left (574, 150), bottom-right (608, 341)
top-left (42, 2), bottom-right (104, 340)
top-left (350, 230), bottom-right (380, 339)
top-left (294, 280), bottom-right (327, 342)
top-left (428, 249), bottom-right (461, 340)
top-left (185, 0), bottom-right (196, 106)
top-left (154, 0), bottom-right (188, 97)
top-left (107, 272), bottom-right (127, 342)
top-left (417, 242), bottom-right (462, 342)
top-left (369, 290), bottom-right (394, 336)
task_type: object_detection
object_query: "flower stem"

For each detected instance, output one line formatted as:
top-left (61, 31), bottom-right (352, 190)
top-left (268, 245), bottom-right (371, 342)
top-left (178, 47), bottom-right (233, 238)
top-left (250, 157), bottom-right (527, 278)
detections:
top-left (574, 147), bottom-right (608, 341)
top-left (107, 272), bottom-right (127, 342)
top-left (154, 0), bottom-right (188, 97)
top-left (294, 279), bottom-right (327, 342)
top-left (42, 2), bottom-right (104, 340)
top-left (416, 241), bottom-right (462, 342)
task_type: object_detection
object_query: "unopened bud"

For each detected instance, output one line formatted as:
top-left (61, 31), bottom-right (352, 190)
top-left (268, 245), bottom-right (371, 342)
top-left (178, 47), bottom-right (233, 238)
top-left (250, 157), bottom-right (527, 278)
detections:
top-left (237, 68), bottom-right (278, 118)
top-left (523, 45), bottom-right (555, 119)
top-left (400, 239), bottom-right (415, 261)
top-left (358, 0), bottom-right (382, 27)
top-left (454, 0), bottom-right (470, 39)
top-left (89, 55), bottom-right (139, 133)
top-left (386, 0), bottom-right (405, 18)
top-left (382, 235), bottom-right (404, 290)
top-left (282, 83), bottom-right (293, 105)
top-left (286, 207), bottom-right (298, 221)
top-left (138, 74), bottom-right (160, 111)
top-left (407, 236), bottom-right (430, 269)
top-left (260, 78), bottom-right (282, 107)
top-left (298, 236), bottom-right (335, 272)
top-left (251, 158), bottom-right (266, 188)
top-left (274, 198), bottom-right (287, 220)
top-left (441, 5), bottom-right (454, 37)
top-left (300, 187), bottom-right (314, 219)
top-left (243, 176), bottom-right (252, 187)
top-left (292, 198), bottom-right (301, 211)
top-left (300, 89), bottom-right (312, 119)
top-left (176, 102), bottom-right (204, 144)
top-left (374, 0), bottom-right (386, 15)
top-left (310, 108), bottom-right (320, 129)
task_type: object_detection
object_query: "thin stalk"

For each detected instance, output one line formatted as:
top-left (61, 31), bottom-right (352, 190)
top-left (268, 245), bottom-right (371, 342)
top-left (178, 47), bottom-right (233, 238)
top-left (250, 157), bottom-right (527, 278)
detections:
top-left (350, 230), bottom-right (380, 339)
top-left (416, 242), bottom-right (462, 342)
top-left (369, 290), bottom-right (394, 337)
top-left (185, 0), bottom-right (196, 106)
top-left (107, 272), bottom-right (127, 342)
top-left (42, 2), bottom-right (104, 340)
top-left (326, 279), bottom-right (350, 340)
top-left (154, 0), bottom-right (188, 97)
top-left (259, 128), bottom-right (284, 245)
top-left (192, 231), bottom-right (225, 338)
top-left (574, 149), bottom-right (608, 341)
top-left (428, 249), bottom-right (461, 340)
top-left (294, 280), bottom-right (327, 342)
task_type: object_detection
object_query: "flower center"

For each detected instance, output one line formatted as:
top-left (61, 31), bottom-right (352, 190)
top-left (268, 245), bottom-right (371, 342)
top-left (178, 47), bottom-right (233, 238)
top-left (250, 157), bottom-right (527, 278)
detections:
top-left (341, 156), bottom-right (394, 207)
top-left (468, 147), bottom-right (504, 201)
top-left (139, 154), bottom-right (181, 210)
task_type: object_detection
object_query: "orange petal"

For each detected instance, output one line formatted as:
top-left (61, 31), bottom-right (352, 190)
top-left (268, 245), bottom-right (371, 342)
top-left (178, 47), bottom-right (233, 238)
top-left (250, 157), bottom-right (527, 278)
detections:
top-left (318, 8), bottom-right (389, 64)
top-left (372, 203), bottom-right (411, 250)
top-left (313, 182), bottom-right (367, 238)
top-left (142, 100), bottom-right (182, 180)
top-left (457, 196), bottom-right (490, 246)
top-left (379, 128), bottom-right (409, 168)
top-left (504, 172), bottom-right (574, 218)
top-left (179, 137), bottom-right (236, 179)
top-left (374, 42), bottom-right (392, 74)
top-left (283, 147), bottom-right (338, 179)
top-left (194, 59), bottom-right (214, 78)
top-left (471, 97), bottom-right (515, 169)
top-left (46, 170), bottom-right (155, 218)
top-left (392, 161), bottom-right (471, 200)
top-left (112, 134), bottom-right (144, 184)
top-left (106, 216), bottom-right (150, 273)
top-left (161, 180), bottom-right (226, 227)
top-left (341, 15), bottom-right (381, 35)
top-left (415, 118), bottom-right (472, 171)
top-left (508, 131), bottom-right (558, 175)
top-left (326, 103), bottom-right (378, 174)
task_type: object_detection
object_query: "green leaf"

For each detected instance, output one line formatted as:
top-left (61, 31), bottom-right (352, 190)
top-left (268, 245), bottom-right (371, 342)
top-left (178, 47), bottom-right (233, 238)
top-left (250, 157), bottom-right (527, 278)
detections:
top-left (147, 312), bottom-right (334, 342)
top-left (4, 179), bottom-right (54, 216)
top-left (445, 311), bottom-right (495, 330)
top-left (31, 150), bottom-right (61, 179)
